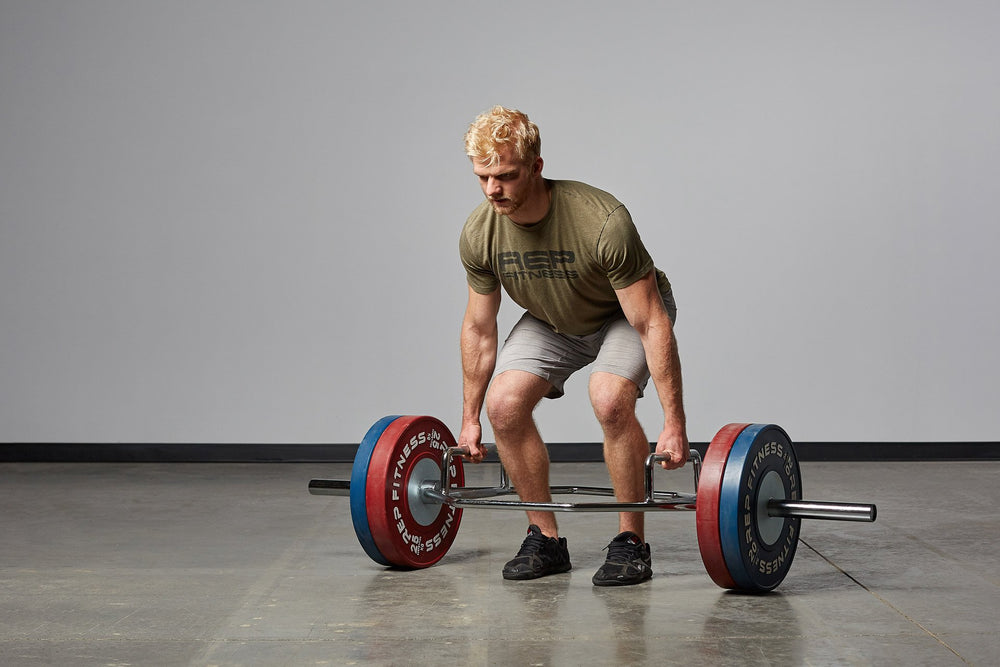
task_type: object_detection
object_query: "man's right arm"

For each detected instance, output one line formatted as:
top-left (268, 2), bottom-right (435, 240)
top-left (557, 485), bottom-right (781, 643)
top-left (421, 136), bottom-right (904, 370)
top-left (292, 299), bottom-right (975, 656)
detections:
top-left (459, 285), bottom-right (501, 462)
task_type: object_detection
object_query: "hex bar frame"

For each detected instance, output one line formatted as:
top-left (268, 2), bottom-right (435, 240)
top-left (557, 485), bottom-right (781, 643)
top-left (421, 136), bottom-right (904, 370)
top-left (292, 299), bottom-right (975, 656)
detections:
top-left (308, 446), bottom-right (876, 522)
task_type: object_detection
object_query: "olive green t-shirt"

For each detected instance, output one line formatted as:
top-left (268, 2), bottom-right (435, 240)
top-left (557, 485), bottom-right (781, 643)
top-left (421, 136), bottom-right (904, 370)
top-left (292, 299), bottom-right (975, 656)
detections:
top-left (460, 180), bottom-right (671, 336)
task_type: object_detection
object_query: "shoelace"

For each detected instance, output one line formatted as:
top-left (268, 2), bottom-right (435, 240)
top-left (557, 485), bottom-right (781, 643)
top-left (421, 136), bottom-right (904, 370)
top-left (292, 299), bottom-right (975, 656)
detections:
top-left (515, 531), bottom-right (550, 557)
top-left (603, 539), bottom-right (640, 564)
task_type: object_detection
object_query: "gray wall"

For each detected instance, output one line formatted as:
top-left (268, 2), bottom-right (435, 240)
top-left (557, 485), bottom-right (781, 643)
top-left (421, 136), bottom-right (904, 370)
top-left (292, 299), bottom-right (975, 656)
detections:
top-left (2, 2), bottom-right (998, 445)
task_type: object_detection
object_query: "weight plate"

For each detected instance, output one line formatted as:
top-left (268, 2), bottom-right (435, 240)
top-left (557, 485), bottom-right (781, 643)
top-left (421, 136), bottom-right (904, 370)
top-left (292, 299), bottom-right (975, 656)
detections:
top-left (365, 415), bottom-right (464, 568)
top-left (349, 415), bottom-right (401, 566)
top-left (696, 423), bottom-right (751, 590)
top-left (718, 424), bottom-right (801, 593)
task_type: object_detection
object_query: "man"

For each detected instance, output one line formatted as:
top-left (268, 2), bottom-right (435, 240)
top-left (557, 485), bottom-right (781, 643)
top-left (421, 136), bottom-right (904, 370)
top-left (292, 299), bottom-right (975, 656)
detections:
top-left (458, 105), bottom-right (688, 586)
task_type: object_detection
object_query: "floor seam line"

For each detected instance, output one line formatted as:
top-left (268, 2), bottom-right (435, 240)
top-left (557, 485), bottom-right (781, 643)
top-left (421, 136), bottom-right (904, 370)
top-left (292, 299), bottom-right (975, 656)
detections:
top-left (799, 537), bottom-right (971, 665)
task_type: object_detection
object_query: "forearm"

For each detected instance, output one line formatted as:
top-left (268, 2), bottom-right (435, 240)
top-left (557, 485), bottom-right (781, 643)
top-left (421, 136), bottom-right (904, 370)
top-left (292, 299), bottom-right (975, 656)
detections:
top-left (460, 318), bottom-right (498, 424)
top-left (642, 317), bottom-right (686, 433)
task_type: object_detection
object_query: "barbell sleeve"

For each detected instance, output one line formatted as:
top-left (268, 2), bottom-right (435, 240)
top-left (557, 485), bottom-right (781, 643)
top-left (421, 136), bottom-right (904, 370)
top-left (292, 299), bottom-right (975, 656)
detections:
top-left (768, 499), bottom-right (876, 522)
top-left (309, 479), bottom-right (350, 496)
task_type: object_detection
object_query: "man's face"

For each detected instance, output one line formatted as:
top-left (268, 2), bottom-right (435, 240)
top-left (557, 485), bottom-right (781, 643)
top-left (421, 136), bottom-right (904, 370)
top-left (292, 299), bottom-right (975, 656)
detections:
top-left (472, 148), bottom-right (539, 218)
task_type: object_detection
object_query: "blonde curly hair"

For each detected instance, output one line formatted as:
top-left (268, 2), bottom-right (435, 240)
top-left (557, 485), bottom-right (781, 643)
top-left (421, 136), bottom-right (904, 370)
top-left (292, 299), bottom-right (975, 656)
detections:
top-left (464, 105), bottom-right (541, 167)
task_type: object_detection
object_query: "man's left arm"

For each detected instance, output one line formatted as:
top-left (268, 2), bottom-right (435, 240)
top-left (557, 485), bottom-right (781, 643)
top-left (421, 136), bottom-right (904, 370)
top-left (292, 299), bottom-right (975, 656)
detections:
top-left (615, 270), bottom-right (689, 469)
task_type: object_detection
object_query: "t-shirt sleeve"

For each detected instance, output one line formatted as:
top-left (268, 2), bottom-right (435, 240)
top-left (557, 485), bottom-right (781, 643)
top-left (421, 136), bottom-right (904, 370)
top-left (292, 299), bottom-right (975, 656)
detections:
top-left (459, 221), bottom-right (500, 294)
top-left (597, 206), bottom-right (655, 289)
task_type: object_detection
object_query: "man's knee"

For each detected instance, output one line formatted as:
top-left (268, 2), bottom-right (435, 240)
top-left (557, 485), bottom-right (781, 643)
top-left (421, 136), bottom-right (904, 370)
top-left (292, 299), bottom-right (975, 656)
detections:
top-left (485, 389), bottom-right (522, 434)
top-left (589, 373), bottom-right (639, 429)
top-left (486, 371), bottom-right (546, 434)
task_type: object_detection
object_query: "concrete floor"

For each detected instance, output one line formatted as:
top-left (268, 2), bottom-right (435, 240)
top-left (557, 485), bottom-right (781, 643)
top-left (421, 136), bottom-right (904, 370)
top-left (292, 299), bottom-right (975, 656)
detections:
top-left (1, 459), bottom-right (997, 666)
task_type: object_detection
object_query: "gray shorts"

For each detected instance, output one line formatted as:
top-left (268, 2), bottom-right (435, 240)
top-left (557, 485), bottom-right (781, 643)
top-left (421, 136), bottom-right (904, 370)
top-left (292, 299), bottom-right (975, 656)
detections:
top-left (494, 290), bottom-right (677, 399)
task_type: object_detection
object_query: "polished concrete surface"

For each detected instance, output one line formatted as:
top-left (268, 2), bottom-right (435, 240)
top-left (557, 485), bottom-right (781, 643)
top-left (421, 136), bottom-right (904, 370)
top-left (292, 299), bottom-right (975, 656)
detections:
top-left (1, 459), bottom-right (997, 666)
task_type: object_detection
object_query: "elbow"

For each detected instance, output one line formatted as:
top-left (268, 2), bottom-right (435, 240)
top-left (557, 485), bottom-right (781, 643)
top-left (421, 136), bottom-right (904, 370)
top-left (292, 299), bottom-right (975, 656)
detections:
top-left (630, 318), bottom-right (652, 339)
top-left (636, 311), bottom-right (674, 343)
top-left (462, 317), bottom-right (497, 344)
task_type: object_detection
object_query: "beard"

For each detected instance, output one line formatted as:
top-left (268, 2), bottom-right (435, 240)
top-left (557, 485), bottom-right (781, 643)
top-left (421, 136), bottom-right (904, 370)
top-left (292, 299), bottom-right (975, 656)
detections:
top-left (488, 194), bottom-right (522, 217)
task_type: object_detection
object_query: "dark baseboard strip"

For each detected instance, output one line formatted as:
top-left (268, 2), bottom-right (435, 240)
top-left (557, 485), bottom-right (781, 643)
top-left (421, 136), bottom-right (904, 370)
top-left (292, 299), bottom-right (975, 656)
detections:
top-left (1, 441), bottom-right (997, 463)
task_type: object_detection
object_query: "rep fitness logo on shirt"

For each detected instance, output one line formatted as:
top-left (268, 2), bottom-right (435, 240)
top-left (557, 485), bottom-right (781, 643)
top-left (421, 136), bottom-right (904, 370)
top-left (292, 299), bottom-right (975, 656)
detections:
top-left (496, 250), bottom-right (580, 281)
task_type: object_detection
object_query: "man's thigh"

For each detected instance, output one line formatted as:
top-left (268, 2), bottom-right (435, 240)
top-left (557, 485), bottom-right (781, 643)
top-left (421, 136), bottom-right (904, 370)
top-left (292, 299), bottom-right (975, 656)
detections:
top-left (590, 289), bottom-right (677, 398)
top-left (494, 312), bottom-right (600, 399)
top-left (591, 317), bottom-right (650, 397)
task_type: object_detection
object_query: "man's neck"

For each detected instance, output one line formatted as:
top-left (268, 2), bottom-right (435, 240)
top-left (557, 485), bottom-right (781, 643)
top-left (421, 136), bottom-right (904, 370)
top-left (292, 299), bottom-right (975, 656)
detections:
top-left (509, 179), bottom-right (552, 226)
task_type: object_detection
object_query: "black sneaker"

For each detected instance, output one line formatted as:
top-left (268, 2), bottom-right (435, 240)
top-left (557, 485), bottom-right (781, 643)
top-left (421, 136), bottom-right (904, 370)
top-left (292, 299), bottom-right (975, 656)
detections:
top-left (502, 525), bottom-right (572, 580)
top-left (592, 531), bottom-right (652, 586)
